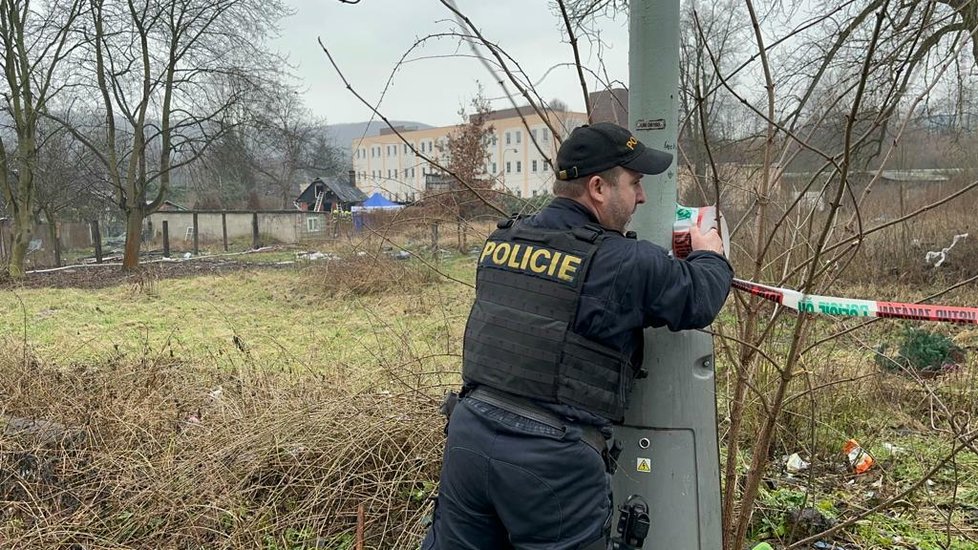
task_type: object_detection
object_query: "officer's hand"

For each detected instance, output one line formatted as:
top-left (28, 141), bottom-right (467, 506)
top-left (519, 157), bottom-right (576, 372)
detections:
top-left (690, 225), bottom-right (724, 255)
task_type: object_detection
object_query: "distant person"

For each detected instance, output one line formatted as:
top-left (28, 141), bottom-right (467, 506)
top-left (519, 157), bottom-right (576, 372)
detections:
top-left (423, 122), bottom-right (733, 549)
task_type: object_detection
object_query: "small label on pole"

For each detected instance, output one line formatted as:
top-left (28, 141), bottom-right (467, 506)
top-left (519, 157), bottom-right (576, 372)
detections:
top-left (636, 119), bottom-right (666, 131)
top-left (636, 457), bottom-right (651, 473)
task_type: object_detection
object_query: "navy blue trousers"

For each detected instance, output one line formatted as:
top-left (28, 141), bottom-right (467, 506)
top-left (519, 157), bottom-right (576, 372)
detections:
top-left (422, 396), bottom-right (611, 549)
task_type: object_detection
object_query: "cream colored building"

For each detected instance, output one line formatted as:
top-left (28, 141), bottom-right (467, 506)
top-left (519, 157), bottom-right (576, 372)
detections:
top-left (351, 108), bottom-right (588, 201)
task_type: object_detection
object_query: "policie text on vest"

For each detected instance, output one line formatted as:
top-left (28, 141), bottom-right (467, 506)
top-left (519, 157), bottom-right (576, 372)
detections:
top-left (479, 241), bottom-right (582, 284)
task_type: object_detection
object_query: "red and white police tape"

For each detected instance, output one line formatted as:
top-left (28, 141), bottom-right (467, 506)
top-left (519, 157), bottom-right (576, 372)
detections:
top-left (732, 278), bottom-right (978, 325)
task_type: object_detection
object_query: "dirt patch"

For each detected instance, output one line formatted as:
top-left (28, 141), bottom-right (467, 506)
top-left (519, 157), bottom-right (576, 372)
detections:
top-left (0, 257), bottom-right (291, 290)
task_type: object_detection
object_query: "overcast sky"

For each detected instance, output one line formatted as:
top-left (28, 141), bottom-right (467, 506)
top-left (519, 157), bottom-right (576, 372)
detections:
top-left (274, 0), bottom-right (630, 128)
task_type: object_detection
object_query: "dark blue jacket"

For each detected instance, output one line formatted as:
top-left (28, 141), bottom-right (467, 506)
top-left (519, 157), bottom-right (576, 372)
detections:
top-left (523, 197), bottom-right (733, 423)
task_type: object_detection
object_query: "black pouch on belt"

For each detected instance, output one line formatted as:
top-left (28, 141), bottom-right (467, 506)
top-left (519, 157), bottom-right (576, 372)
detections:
top-left (439, 390), bottom-right (460, 434)
top-left (604, 439), bottom-right (624, 474)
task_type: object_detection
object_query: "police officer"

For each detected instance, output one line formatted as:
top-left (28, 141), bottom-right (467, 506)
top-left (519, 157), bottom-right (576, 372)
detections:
top-left (422, 122), bottom-right (733, 549)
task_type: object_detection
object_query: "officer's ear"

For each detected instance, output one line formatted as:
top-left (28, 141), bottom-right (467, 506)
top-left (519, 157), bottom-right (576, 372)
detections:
top-left (585, 174), bottom-right (609, 206)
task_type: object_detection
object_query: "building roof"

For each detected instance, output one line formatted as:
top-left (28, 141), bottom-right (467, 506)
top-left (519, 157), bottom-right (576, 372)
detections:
top-left (878, 169), bottom-right (955, 182)
top-left (297, 177), bottom-right (368, 206)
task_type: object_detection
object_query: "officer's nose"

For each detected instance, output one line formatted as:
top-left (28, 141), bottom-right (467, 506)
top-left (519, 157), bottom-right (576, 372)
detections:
top-left (636, 183), bottom-right (647, 205)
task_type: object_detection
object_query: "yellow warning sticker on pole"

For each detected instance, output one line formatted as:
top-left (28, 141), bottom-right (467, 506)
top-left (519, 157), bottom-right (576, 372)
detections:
top-left (636, 457), bottom-right (651, 473)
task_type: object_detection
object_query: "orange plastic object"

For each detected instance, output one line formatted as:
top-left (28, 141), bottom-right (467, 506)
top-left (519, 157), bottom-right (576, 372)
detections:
top-left (843, 438), bottom-right (874, 474)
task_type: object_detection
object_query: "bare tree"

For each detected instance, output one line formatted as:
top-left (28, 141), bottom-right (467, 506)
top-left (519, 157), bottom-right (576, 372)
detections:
top-left (692, 2), bottom-right (978, 548)
top-left (435, 89), bottom-right (498, 250)
top-left (678, 0), bottom-right (746, 203)
top-left (185, 124), bottom-right (259, 209)
top-left (0, 0), bottom-right (83, 277)
top-left (32, 119), bottom-right (106, 245)
top-left (49, 0), bottom-right (287, 269)
top-left (249, 90), bottom-right (344, 209)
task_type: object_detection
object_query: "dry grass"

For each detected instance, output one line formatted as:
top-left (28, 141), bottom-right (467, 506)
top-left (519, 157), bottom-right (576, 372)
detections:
top-left (0, 347), bottom-right (446, 549)
top-left (6, 197), bottom-right (978, 548)
top-left (299, 249), bottom-right (441, 297)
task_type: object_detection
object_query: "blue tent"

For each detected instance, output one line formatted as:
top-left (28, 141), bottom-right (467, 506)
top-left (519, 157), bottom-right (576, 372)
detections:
top-left (357, 192), bottom-right (403, 210)
top-left (352, 192), bottom-right (404, 232)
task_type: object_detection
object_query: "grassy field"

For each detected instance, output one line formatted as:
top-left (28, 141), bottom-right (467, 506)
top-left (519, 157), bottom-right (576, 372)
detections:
top-left (3, 244), bottom-right (978, 549)
top-left (1, 250), bottom-right (474, 391)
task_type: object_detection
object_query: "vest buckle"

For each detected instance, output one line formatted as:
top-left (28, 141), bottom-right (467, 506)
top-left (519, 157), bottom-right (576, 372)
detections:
top-left (571, 224), bottom-right (604, 243)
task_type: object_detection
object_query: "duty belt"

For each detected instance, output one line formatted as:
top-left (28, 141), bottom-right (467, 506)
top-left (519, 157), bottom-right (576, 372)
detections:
top-left (466, 386), bottom-right (607, 455)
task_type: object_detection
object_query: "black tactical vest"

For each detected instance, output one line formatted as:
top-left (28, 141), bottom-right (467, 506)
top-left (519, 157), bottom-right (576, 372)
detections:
top-left (462, 217), bottom-right (639, 421)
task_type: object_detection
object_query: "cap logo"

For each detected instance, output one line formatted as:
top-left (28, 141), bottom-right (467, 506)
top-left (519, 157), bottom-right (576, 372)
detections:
top-left (625, 137), bottom-right (638, 150)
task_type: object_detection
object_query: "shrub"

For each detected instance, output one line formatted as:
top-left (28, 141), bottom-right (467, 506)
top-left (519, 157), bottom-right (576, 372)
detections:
top-left (875, 325), bottom-right (966, 376)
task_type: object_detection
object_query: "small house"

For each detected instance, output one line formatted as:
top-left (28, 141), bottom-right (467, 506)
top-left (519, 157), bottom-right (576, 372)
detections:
top-left (295, 175), bottom-right (368, 212)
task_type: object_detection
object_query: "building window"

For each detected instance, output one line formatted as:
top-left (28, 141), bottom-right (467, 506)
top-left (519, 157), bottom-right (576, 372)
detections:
top-left (491, 134), bottom-right (497, 146)
top-left (492, 162), bottom-right (497, 173)
top-left (532, 190), bottom-right (538, 197)
top-left (516, 131), bottom-right (521, 144)
top-left (505, 132), bottom-right (511, 145)
top-left (307, 216), bottom-right (323, 232)
top-left (531, 129), bottom-right (537, 142)
top-left (516, 161), bottom-right (522, 173)
top-left (506, 161), bottom-right (512, 173)
top-left (542, 131), bottom-right (549, 143)
top-left (532, 160), bottom-right (538, 173)
top-left (403, 143), bottom-right (409, 154)
top-left (542, 162), bottom-right (549, 172)
top-left (517, 189), bottom-right (522, 198)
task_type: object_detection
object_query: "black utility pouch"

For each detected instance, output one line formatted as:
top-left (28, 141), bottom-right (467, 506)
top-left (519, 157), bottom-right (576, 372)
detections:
top-left (439, 390), bottom-right (460, 435)
top-left (604, 439), bottom-right (624, 474)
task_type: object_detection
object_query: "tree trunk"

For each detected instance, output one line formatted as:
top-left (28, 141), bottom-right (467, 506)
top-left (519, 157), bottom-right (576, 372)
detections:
top-left (7, 207), bottom-right (32, 278)
top-left (47, 221), bottom-right (61, 268)
top-left (122, 207), bottom-right (145, 270)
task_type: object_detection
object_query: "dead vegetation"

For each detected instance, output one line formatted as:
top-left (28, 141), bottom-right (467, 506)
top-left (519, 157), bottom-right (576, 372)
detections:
top-left (3, 204), bottom-right (978, 548)
top-left (0, 348), bottom-right (446, 549)
top-left (298, 247), bottom-right (443, 297)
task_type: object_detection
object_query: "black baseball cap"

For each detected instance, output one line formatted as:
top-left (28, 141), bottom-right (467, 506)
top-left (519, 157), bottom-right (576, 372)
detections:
top-left (555, 122), bottom-right (672, 180)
